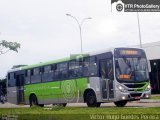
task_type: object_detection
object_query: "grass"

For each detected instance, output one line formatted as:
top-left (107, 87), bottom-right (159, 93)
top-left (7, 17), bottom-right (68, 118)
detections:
top-left (0, 107), bottom-right (160, 120)
top-left (151, 95), bottom-right (160, 99)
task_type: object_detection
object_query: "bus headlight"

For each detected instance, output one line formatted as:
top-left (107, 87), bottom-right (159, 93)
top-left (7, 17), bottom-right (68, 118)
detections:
top-left (117, 85), bottom-right (126, 92)
top-left (146, 84), bottom-right (151, 91)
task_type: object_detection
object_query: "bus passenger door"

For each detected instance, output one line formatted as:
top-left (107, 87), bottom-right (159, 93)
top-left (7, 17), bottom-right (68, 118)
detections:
top-left (100, 59), bottom-right (114, 100)
top-left (16, 74), bottom-right (25, 104)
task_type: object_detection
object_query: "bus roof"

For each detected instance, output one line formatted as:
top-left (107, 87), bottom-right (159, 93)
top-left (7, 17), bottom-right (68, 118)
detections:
top-left (8, 54), bottom-right (89, 72)
top-left (8, 47), bottom-right (142, 73)
top-left (21, 57), bottom-right (70, 70)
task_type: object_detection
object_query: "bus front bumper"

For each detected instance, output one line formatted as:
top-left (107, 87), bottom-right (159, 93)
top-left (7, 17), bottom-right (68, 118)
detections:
top-left (115, 90), bottom-right (151, 102)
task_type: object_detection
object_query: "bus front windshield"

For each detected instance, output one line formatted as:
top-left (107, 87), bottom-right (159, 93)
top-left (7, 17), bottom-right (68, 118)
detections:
top-left (115, 57), bottom-right (149, 82)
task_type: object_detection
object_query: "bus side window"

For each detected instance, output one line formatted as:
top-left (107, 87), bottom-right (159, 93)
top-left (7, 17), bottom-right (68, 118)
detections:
top-left (83, 57), bottom-right (89, 77)
top-left (52, 64), bottom-right (57, 80)
top-left (69, 60), bottom-right (76, 78)
top-left (69, 59), bottom-right (84, 78)
top-left (8, 73), bottom-right (10, 80)
top-left (52, 64), bottom-right (57, 71)
top-left (100, 59), bottom-right (113, 80)
top-left (8, 73), bottom-right (16, 87)
top-left (75, 60), bottom-right (82, 77)
top-left (44, 65), bottom-right (51, 73)
top-left (28, 70), bottom-right (31, 76)
top-left (89, 56), bottom-right (97, 76)
top-left (41, 67), bottom-right (44, 74)
top-left (25, 70), bottom-right (31, 84)
top-left (34, 68), bottom-right (40, 75)
top-left (59, 62), bottom-right (68, 79)
top-left (31, 69), bottom-right (34, 76)
top-left (107, 60), bottom-right (113, 80)
top-left (42, 65), bottom-right (53, 82)
top-left (54, 64), bottom-right (60, 80)
top-left (31, 68), bottom-right (41, 83)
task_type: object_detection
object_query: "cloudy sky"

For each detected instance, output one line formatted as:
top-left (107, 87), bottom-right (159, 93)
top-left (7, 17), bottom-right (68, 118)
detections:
top-left (0, 0), bottom-right (160, 78)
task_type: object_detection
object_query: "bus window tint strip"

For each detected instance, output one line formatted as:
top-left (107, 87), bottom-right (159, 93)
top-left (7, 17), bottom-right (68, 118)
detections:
top-left (23, 56), bottom-right (99, 84)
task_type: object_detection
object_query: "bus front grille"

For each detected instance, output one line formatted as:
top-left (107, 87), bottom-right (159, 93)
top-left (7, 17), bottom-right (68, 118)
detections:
top-left (124, 83), bottom-right (145, 88)
top-left (130, 93), bottom-right (142, 97)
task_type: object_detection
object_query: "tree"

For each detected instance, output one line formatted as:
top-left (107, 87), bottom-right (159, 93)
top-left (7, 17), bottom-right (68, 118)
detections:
top-left (0, 40), bottom-right (20, 55)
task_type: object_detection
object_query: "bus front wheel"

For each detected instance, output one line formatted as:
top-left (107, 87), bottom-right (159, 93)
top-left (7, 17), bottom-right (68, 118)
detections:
top-left (86, 91), bottom-right (101, 107)
top-left (114, 101), bottom-right (127, 107)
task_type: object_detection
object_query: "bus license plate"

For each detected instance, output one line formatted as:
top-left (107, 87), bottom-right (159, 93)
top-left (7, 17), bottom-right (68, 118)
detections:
top-left (134, 97), bottom-right (140, 99)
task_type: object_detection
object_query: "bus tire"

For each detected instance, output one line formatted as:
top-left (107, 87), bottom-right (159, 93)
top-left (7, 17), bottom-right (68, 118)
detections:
top-left (86, 91), bottom-right (101, 107)
top-left (62, 103), bottom-right (67, 107)
top-left (30, 94), bottom-right (38, 107)
top-left (39, 104), bottom-right (44, 107)
top-left (114, 101), bottom-right (127, 107)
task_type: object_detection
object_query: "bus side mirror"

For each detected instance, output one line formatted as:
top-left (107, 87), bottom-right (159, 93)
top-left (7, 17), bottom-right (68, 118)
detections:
top-left (147, 60), bottom-right (151, 72)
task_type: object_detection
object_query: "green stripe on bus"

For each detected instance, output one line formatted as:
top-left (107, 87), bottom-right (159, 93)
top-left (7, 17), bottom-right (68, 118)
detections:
top-left (24, 78), bottom-right (88, 101)
top-left (134, 82), bottom-right (149, 92)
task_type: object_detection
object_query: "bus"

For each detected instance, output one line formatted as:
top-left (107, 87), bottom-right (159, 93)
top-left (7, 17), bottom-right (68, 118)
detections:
top-left (7, 47), bottom-right (151, 107)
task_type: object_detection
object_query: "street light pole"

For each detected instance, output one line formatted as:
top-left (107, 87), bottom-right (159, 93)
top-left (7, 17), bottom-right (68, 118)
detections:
top-left (66, 14), bottom-right (92, 54)
top-left (137, 12), bottom-right (142, 48)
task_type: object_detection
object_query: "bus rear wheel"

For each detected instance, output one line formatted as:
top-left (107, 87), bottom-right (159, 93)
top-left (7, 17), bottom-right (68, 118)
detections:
top-left (39, 104), bottom-right (44, 107)
top-left (62, 103), bottom-right (67, 107)
top-left (114, 101), bottom-right (127, 107)
top-left (30, 95), bottom-right (38, 107)
top-left (86, 91), bottom-right (101, 107)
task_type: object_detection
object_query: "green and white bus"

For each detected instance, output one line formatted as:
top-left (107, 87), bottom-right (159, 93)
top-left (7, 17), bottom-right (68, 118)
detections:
top-left (7, 47), bottom-right (151, 107)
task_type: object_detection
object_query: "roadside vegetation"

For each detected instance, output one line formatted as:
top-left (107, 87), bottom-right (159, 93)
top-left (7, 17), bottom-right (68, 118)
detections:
top-left (0, 107), bottom-right (160, 120)
top-left (151, 95), bottom-right (160, 99)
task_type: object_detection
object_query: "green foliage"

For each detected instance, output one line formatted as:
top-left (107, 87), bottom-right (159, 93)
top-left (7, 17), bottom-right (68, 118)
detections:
top-left (0, 107), bottom-right (160, 120)
top-left (0, 40), bottom-right (20, 54)
top-left (151, 96), bottom-right (160, 99)
top-left (0, 107), bottom-right (160, 114)
top-left (51, 105), bottom-right (65, 111)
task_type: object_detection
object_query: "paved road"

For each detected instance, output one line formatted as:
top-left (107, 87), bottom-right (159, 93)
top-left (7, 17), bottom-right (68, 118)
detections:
top-left (0, 101), bottom-right (160, 108)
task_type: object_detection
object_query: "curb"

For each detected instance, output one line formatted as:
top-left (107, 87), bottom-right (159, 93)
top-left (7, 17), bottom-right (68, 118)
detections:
top-left (136, 99), bottom-right (160, 103)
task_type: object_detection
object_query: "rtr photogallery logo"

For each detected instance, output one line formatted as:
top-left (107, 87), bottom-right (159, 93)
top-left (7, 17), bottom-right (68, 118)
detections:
top-left (116, 3), bottom-right (123, 12)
